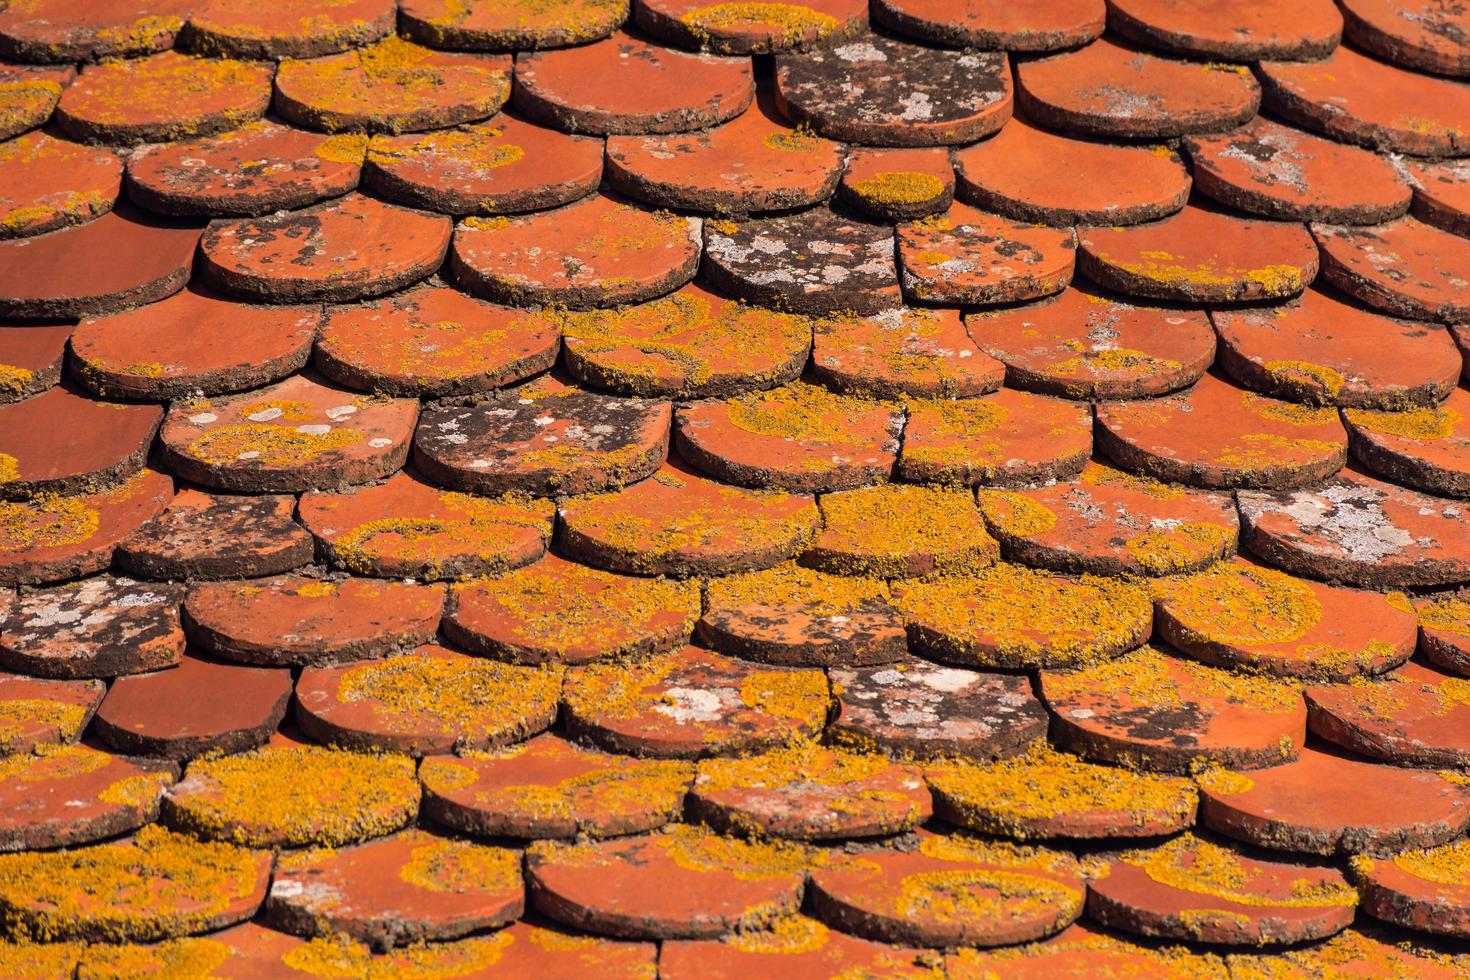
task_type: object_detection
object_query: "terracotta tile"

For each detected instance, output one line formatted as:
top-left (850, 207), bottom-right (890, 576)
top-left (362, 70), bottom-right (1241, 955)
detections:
top-left (561, 645), bottom-right (828, 758)
top-left (840, 147), bottom-right (954, 222)
top-left (414, 379), bottom-right (669, 496)
top-left (698, 562), bottom-right (905, 666)
top-left (76, 923), bottom-right (302, 978)
top-left (898, 388), bottom-right (1092, 486)
top-left (444, 555), bottom-right (698, 665)
top-left (1314, 217), bottom-right (1470, 324)
top-left (527, 827), bottom-right (816, 939)
top-left (318, 287), bottom-right (558, 398)
top-left (1095, 374), bottom-right (1348, 489)
top-left (0, 388), bottom-right (161, 499)
top-left (184, 576), bottom-right (443, 668)
top-left (451, 194), bottom-right (700, 309)
top-left (776, 35), bottom-right (1011, 147)
top-left (0, 205), bottom-right (200, 318)
top-left (688, 741), bottom-right (930, 839)
top-left (0, 0), bottom-right (186, 62)
top-left (420, 734), bottom-right (691, 839)
top-left (636, 0), bottom-right (867, 53)
top-left (808, 832), bottom-right (1086, 947)
top-left (1238, 469), bottom-right (1470, 589)
top-left (1087, 834), bottom-right (1356, 945)
top-left (181, 0), bottom-right (395, 59)
top-left (1156, 559), bottom-right (1416, 680)
top-left (978, 462), bottom-right (1238, 577)
top-left (927, 742), bottom-right (1197, 840)
top-left (92, 653), bottom-right (291, 760)
top-left (513, 31), bottom-right (754, 135)
top-left (400, 0), bottom-right (629, 50)
top-left (1409, 159), bottom-right (1470, 239)
top-left (299, 472), bottom-right (553, 581)
top-left (948, 923), bottom-right (1227, 979)
top-left (830, 657), bottom-right (1048, 760)
top-left (1357, 841), bottom-right (1470, 940)
top-left (200, 193), bottom-right (450, 304)
top-left (968, 287), bottom-right (1215, 400)
top-left (295, 645), bottom-right (561, 755)
top-left (1186, 118), bottom-right (1411, 225)
top-left (1419, 592), bottom-right (1470, 675)
top-left (898, 205), bottom-right (1076, 305)
top-left (265, 829), bottom-right (522, 950)
top-left (1107, 0), bottom-right (1342, 60)
top-left (115, 489), bottom-right (313, 582)
top-left (814, 306), bottom-right (1002, 401)
top-left (365, 116), bottom-right (602, 216)
top-left (158, 374), bottom-right (419, 493)
top-left (0, 133), bottom-right (119, 240)
top-left (896, 562), bottom-right (1152, 669)
top-left (1235, 928), bottom-right (1467, 979)
top-left (1213, 289), bottom-right (1461, 409)
top-left (663, 917), bottom-right (940, 980)
top-left (606, 94), bottom-right (843, 215)
top-left (806, 483), bottom-right (999, 579)
top-left (163, 742), bottom-right (419, 847)
top-left (125, 121), bottom-right (365, 217)
top-left (1306, 660), bottom-right (1470, 768)
top-left (70, 286), bottom-right (319, 399)
top-left (674, 380), bottom-right (900, 493)
top-left (0, 825), bottom-right (269, 942)
top-left (0, 576), bottom-right (184, 679)
top-left (0, 322), bottom-right (69, 403)
top-left (1016, 39), bottom-right (1260, 139)
top-left (557, 462), bottom-right (819, 576)
top-left (1040, 644), bottom-right (1307, 772)
top-left (1343, 387), bottom-right (1470, 498)
top-left (1341, 0), bottom-right (1470, 76)
top-left (1079, 204), bottom-right (1317, 304)
top-left (0, 672), bottom-right (103, 755)
top-left (0, 743), bottom-right (174, 851)
top-left (1259, 45), bottom-right (1470, 157)
top-left (0, 64), bottom-right (72, 140)
top-left (56, 51), bottom-right (271, 146)
top-left (274, 38), bottom-right (511, 134)
top-left (558, 283), bottom-right (811, 399)
top-left (702, 206), bottom-right (900, 315)
top-left (954, 117), bottom-right (1190, 228)
top-left (0, 468), bottom-right (172, 587)
top-left (1199, 746), bottom-right (1470, 856)
top-left (872, 0), bottom-right (1102, 49)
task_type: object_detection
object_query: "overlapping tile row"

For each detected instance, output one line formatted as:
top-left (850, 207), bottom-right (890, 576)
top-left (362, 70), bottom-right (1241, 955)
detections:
top-left (3, 0), bottom-right (1470, 975)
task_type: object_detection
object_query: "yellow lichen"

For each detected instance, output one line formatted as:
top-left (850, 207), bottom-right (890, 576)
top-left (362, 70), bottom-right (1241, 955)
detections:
top-left (398, 837), bottom-right (520, 894)
top-left (0, 698), bottom-right (90, 751)
top-left (977, 490), bottom-right (1058, 538)
top-left (850, 171), bottom-right (945, 208)
top-left (738, 668), bottom-right (830, 725)
top-left (330, 492), bottom-right (553, 580)
top-left (1124, 834), bottom-right (1356, 909)
top-left (1390, 837), bottom-right (1470, 886)
top-left (762, 124), bottom-right (824, 153)
top-left (1261, 359), bottom-right (1347, 402)
top-left (186, 423), bottom-right (363, 467)
top-left (815, 483), bottom-right (998, 579)
top-left (724, 914), bottom-right (831, 954)
top-left (1418, 592), bottom-right (1470, 637)
top-left (1242, 391), bottom-right (1339, 427)
top-left (77, 936), bottom-right (231, 978)
top-left (314, 132), bottom-right (370, 165)
top-left (725, 380), bottom-right (896, 444)
top-left (0, 364), bottom-right (32, 397)
top-left (1156, 563), bottom-right (1321, 646)
top-left (681, 2), bottom-right (841, 43)
top-left (707, 561), bottom-right (890, 617)
top-left (1192, 763), bottom-right (1255, 797)
top-left (660, 823), bottom-right (824, 881)
top-left (0, 453), bottom-right (19, 484)
top-left (1045, 646), bottom-right (1303, 715)
top-left (1346, 404), bottom-right (1462, 441)
top-left (1079, 461), bottom-right (1186, 500)
top-left (0, 492), bottom-right (101, 554)
top-left (1123, 522), bottom-right (1236, 576)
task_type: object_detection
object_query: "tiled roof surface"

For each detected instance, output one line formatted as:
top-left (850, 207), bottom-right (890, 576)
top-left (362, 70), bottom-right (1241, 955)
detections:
top-left (2, 0), bottom-right (1470, 975)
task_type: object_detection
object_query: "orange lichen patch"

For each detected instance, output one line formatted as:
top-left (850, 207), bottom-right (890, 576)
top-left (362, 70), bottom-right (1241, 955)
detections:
top-left (1089, 833), bottom-right (1357, 946)
top-left (643, 0), bottom-right (863, 53)
top-left (182, 0), bottom-right (395, 59)
top-left (556, 283), bottom-right (811, 398)
top-left (807, 832), bottom-right (1087, 948)
top-left (664, 916), bottom-right (941, 979)
top-left (54, 51), bottom-right (271, 145)
top-left (1343, 384), bottom-right (1470, 498)
top-left (296, 645), bottom-right (562, 755)
top-left (183, 575), bottom-right (443, 667)
top-left (274, 36), bottom-right (511, 134)
top-left (1155, 560), bottom-right (1416, 680)
top-left (300, 473), bottom-right (552, 582)
top-left (0, 133), bottom-right (119, 239)
top-left (898, 203), bottom-right (1076, 306)
top-left (814, 306), bottom-right (1004, 400)
top-left (1306, 660), bottom-right (1470, 768)
top-left (926, 741), bottom-right (1198, 840)
top-left (400, 0), bottom-right (628, 50)
top-left (1315, 217), bottom-right (1470, 326)
top-left (0, 0), bottom-right (184, 62)
top-left (0, 743), bottom-right (175, 850)
top-left (0, 823), bottom-right (269, 942)
top-left (1096, 374), bottom-right (1348, 490)
top-left (1260, 43), bottom-right (1470, 157)
top-left (1040, 645), bottom-right (1307, 773)
top-left (0, 939), bottom-right (81, 978)
top-left (451, 193), bottom-right (700, 309)
top-left (422, 734), bottom-right (691, 839)
top-left (688, 740), bottom-right (931, 839)
top-left (967, 285), bottom-right (1215, 400)
top-left (1107, 0), bottom-right (1342, 61)
top-left (896, 562), bottom-right (1152, 670)
top-left (0, 673), bottom-right (102, 756)
top-left (808, 483), bottom-right (998, 580)
top-left (899, 387), bottom-right (1092, 487)
top-left (451, 559), bottom-right (691, 670)
top-left (1198, 746), bottom-right (1470, 857)
top-left (562, 646), bottom-right (829, 758)
top-left (949, 922), bottom-right (1224, 980)
top-left (0, 575), bottom-right (185, 680)
top-left (163, 743), bottom-right (419, 848)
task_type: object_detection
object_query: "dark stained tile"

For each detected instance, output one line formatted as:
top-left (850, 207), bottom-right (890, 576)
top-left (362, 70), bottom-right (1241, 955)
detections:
top-left (897, 205), bottom-right (1076, 306)
top-left (663, 917), bottom-right (940, 979)
top-left (0, 672), bottom-right (103, 756)
top-left (1314, 217), bottom-right (1470, 324)
top-left (0, 743), bottom-right (174, 851)
top-left (0, 576), bottom-right (184, 679)
top-left (814, 306), bottom-right (1004, 400)
top-left (1340, 0), bottom-right (1470, 76)
top-left (870, 0), bottom-right (1103, 50)
top-left (634, 0), bottom-right (867, 54)
top-left (0, 133), bottom-right (119, 240)
top-left (806, 483), bottom-right (999, 579)
top-left (1343, 387), bottom-right (1470, 498)
top-left (839, 146), bottom-right (954, 222)
top-left (399, 0), bottom-right (629, 50)
top-left (115, 488), bottom-right (314, 582)
top-left (0, 0), bottom-right (186, 62)
top-left (181, 0), bottom-right (395, 59)
top-left (898, 388), bottom-right (1092, 486)
top-left (1306, 660), bottom-right (1470, 768)
top-left (1107, 0), bottom-right (1342, 61)
top-left (0, 321), bottom-right (70, 403)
